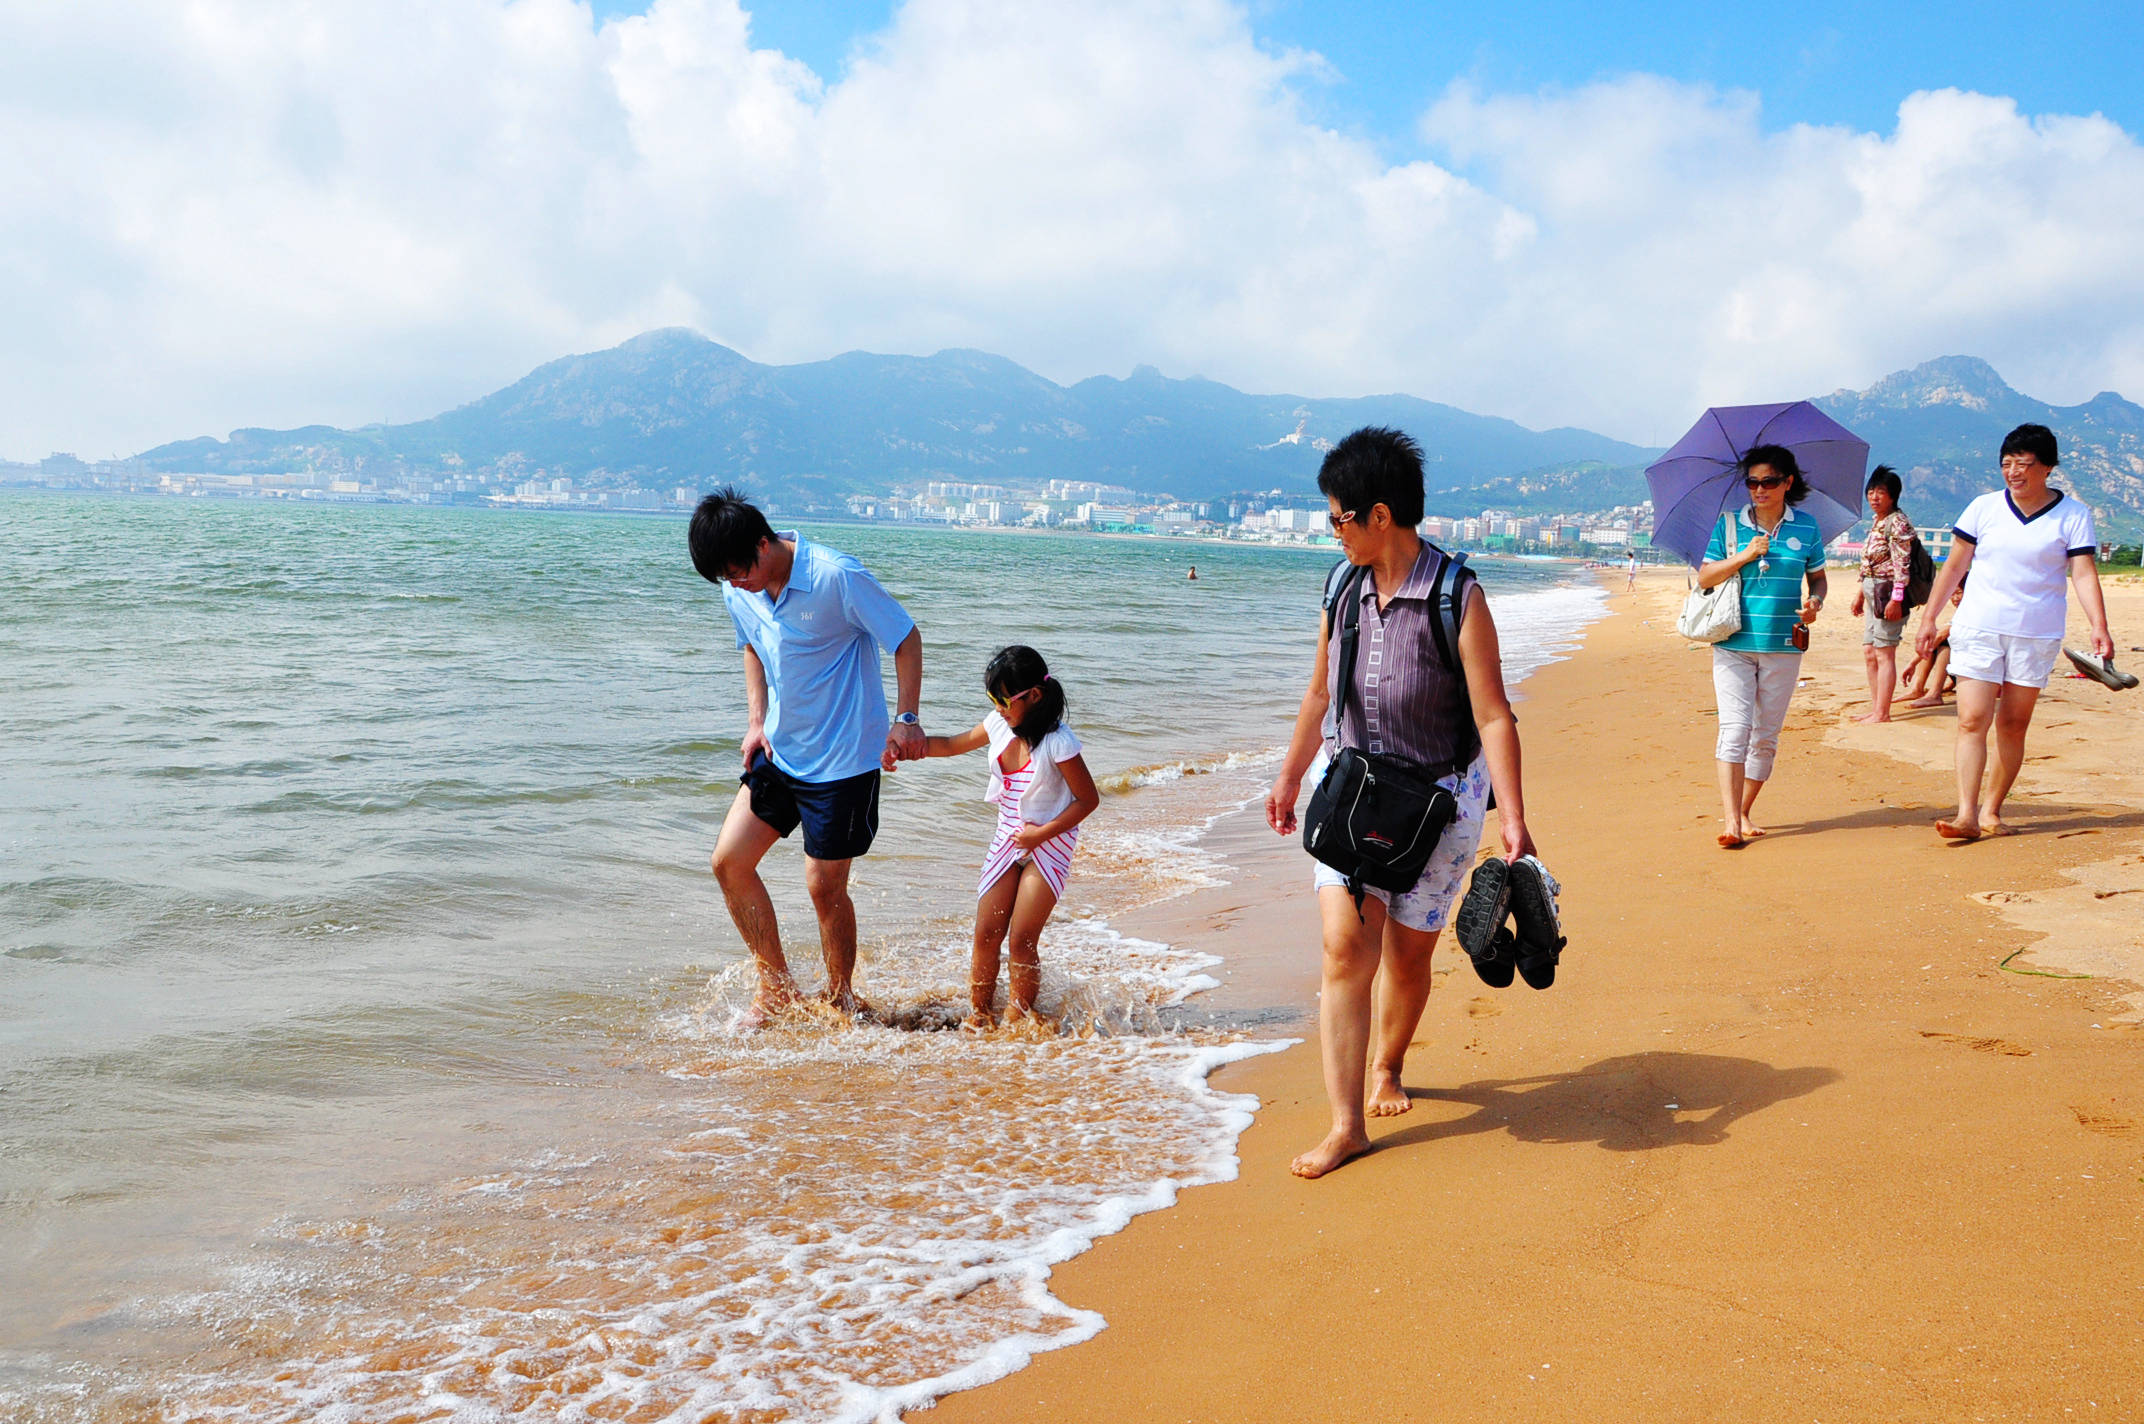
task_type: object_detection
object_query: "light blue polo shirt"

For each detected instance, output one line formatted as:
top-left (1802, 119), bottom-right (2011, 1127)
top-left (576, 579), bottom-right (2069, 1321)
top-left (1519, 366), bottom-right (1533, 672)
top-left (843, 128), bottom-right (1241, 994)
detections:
top-left (1704, 506), bottom-right (1825, 653)
top-left (723, 533), bottom-right (916, 783)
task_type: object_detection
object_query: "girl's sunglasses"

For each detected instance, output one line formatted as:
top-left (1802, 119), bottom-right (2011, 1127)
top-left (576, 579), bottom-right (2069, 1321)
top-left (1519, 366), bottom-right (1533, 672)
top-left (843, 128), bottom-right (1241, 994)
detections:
top-left (1744, 474), bottom-right (1789, 490)
top-left (989, 686), bottom-right (1038, 709)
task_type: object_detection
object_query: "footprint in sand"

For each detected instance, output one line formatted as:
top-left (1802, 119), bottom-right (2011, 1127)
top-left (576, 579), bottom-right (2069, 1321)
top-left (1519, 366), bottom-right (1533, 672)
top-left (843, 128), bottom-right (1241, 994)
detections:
top-left (2070, 1108), bottom-right (2137, 1136)
top-left (1971, 891), bottom-right (2034, 906)
top-left (1466, 997), bottom-right (1502, 1018)
top-left (1920, 1030), bottom-right (2033, 1057)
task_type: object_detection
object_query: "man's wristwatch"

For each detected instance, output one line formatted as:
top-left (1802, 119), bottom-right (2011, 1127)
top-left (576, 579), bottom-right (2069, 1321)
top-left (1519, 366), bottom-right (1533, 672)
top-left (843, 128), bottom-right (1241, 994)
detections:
top-left (894, 712), bottom-right (920, 726)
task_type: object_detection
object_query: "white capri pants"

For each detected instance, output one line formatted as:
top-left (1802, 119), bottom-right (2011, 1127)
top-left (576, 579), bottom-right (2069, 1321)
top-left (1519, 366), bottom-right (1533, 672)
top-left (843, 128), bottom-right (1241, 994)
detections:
top-left (1712, 647), bottom-right (1803, 782)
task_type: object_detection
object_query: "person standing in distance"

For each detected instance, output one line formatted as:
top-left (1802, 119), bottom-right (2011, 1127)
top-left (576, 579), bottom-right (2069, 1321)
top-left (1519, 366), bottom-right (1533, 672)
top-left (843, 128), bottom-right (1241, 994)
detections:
top-left (689, 489), bottom-right (926, 1025)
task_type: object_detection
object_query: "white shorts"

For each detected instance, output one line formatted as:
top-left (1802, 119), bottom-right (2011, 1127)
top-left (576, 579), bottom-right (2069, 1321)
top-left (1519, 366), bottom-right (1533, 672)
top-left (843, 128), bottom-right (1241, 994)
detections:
top-left (1309, 751), bottom-right (1491, 933)
top-left (1948, 628), bottom-right (2063, 689)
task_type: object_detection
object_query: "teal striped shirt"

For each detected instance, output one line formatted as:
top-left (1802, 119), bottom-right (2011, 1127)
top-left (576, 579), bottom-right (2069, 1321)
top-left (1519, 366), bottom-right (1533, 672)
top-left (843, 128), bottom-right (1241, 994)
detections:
top-left (1704, 507), bottom-right (1825, 653)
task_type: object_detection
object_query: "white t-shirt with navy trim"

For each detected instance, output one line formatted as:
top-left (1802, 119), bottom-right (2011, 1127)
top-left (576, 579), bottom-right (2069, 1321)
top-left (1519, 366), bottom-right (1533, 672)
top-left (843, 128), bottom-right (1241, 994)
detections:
top-left (1950, 489), bottom-right (2098, 640)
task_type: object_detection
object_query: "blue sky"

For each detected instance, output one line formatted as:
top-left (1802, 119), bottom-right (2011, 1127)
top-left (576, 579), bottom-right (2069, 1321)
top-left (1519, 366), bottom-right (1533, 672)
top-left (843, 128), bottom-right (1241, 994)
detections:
top-left (6, 0), bottom-right (2143, 455)
top-left (591, 0), bottom-right (2142, 146)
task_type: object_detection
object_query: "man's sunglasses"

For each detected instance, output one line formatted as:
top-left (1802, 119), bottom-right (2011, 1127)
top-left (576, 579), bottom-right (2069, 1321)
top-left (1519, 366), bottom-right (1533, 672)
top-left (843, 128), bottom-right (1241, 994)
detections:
top-left (1744, 474), bottom-right (1790, 490)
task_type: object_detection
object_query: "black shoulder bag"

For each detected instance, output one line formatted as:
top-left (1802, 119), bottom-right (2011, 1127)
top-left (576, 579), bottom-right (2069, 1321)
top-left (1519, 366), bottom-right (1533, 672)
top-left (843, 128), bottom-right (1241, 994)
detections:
top-left (1301, 556), bottom-right (1472, 911)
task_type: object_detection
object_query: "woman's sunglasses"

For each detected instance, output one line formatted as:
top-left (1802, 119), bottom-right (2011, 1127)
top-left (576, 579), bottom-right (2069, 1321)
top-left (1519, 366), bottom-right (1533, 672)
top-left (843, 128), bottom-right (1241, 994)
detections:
top-left (1744, 474), bottom-right (1789, 490)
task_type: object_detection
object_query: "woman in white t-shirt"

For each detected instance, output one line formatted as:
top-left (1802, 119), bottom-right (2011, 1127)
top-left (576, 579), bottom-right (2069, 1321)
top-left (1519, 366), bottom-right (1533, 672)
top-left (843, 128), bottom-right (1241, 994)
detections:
top-left (1913, 424), bottom-right (2116, 841)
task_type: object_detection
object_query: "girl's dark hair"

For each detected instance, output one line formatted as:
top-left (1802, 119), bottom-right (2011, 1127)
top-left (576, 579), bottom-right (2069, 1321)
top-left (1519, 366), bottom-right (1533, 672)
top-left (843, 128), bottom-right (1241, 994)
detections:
top-left (1317, 426), bottom-right (1426, 527)
top-left (1999, 423), bottom-right (2059, 467)
top-left (1865, 463), bottom-right (1902, 505)
top-left (985, 645), bottom-right (1065, 748)
top-left (688, 486), bottom-right (777, 584)
top-left (1741, 443), bottom-right (1810, 505)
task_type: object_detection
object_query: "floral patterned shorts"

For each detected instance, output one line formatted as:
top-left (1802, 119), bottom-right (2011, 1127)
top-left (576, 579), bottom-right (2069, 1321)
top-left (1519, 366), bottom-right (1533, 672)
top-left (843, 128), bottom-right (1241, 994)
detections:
top-left (1309, 751), bottom-right (1491, 932)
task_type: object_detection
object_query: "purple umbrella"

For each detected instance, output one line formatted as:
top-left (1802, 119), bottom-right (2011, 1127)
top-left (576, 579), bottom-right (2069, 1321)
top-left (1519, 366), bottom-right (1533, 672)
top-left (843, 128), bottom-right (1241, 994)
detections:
top-left (1646, 401), bottom-right (1870, 568)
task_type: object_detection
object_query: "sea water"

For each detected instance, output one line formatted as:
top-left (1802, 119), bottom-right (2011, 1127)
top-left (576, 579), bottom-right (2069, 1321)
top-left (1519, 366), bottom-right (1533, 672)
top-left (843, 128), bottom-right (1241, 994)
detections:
top-left (0, 493), bottom-right (1604, 1421)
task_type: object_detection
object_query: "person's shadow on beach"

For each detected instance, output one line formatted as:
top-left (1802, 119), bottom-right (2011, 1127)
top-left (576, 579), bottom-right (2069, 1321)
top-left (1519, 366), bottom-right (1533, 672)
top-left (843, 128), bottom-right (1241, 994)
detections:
top-left (1384, 1052), bottom-right (1840, 1153)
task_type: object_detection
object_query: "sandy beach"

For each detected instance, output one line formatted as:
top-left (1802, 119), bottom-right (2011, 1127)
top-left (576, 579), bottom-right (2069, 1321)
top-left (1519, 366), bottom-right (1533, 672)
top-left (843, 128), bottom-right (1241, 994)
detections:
top-left (931, 568), bottom-right (2144, 1422)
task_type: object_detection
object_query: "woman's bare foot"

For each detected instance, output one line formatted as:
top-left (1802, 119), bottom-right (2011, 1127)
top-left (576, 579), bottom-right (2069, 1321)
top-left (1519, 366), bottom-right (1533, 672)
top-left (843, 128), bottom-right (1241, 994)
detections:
top-left (1979, 815), bottom-right (2014, 838)
top-left (1716, 831), bottom-right (1745, 849)
top-left (1366, 1068), bottom-right (1413, 1117)
top-left (1905, 693), bottom-right (1944, 708)
top-left (1935, 817), bottom-right (1981, 841)
top-left (1853, 710), bottom-right (1890, 724)
top-left (1739, 823), bottom-right (1768, 841)
top-left (1289, 1127), bottom-right (1373, 1179)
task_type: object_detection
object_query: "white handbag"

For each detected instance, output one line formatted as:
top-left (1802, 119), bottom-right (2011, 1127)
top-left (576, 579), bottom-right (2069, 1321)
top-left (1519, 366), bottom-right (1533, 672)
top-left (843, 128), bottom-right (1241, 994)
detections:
top-left (1675, 512), bottom-right (1744, 643)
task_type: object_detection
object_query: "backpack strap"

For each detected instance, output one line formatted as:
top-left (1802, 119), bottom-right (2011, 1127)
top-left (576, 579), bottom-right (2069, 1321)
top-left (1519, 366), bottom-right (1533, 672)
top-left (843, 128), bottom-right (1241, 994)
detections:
top-left (1426, 548), bottom-right (1477, 676)
top-left (1326, 561), bottom-right (1369, 728)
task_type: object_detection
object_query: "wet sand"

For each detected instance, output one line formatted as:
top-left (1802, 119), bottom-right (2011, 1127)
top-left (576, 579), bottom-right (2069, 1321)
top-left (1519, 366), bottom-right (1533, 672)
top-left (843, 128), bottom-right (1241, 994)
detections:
top-left (930, 569), bottom-right (2144, 1422)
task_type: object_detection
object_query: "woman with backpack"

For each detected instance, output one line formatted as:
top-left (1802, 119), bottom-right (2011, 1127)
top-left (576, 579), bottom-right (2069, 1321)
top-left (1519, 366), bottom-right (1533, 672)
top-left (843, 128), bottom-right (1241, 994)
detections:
top-left (1851, 465), bottom-right (1918, 724)
top-left (1263, 426), bottom-right (1535, 1179)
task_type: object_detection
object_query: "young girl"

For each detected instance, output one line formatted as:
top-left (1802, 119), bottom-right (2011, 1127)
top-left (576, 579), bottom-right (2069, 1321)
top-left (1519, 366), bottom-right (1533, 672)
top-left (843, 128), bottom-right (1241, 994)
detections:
top-left (921, 646), bottom-right (1099, 1027)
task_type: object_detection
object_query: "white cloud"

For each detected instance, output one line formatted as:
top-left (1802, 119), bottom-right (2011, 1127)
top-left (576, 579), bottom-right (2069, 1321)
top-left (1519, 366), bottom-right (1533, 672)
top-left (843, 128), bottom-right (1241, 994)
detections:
top-left (1, 0), bottom-right (2141, 457)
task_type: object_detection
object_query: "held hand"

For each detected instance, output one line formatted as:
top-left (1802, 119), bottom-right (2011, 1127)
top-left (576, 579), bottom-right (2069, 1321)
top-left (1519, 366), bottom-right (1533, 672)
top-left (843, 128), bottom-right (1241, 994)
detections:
top-left (1741, 532), bottom-right (1770, 564)
top-left (1265, 776), bottom-right (1301, 836)
top-left (885, 722), bottom-right (926, 764)
top-left (1500, 814), bottom-right (1536, 864)
top-left (881, 746), bottom-right (899, 772)
top-left (741, 728), bottom-right (770, 773)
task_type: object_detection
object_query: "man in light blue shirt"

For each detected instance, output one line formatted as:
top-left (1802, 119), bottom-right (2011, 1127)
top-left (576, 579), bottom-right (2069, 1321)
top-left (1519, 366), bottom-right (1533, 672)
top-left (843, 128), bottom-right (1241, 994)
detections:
top-left (689, 489), bottom-right (925, 1025)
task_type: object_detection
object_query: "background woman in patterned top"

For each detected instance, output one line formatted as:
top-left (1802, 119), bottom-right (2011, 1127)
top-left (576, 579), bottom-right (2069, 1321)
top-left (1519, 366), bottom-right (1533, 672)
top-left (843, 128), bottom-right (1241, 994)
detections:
top-left (1851, 464), bottom-right (1915, 724)
top-left (1696, 445), bottom-right (1829, 848)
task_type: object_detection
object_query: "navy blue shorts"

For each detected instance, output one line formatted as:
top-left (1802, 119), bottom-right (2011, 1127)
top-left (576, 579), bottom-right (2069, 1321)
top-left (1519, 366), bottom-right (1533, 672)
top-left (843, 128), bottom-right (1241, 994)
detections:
top-left (742, 756), bottom-right (881, 861)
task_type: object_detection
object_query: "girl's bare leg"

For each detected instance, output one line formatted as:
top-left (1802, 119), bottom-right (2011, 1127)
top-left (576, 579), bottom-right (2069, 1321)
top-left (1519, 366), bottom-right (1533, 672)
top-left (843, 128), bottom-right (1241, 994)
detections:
top-left (969, 867), bottom-right (1021, 1026)
top-left (1002, 863), bottom-right (1061, 1018)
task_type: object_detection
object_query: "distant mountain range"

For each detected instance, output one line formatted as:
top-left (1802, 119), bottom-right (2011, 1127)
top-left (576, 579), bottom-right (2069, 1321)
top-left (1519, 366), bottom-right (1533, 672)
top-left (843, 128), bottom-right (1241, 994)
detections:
top-left (1815, 356), bottom-right (2144, 539)
top-left (136, 333), bottom-right (2143, 537)
top-left (133, 329), bottom-right (1651, 507)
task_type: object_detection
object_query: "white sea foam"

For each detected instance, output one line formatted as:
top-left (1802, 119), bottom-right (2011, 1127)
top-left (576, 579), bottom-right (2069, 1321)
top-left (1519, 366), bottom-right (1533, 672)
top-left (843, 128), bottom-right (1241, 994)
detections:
top-left (0, 560), bottom-right (1611, 1424)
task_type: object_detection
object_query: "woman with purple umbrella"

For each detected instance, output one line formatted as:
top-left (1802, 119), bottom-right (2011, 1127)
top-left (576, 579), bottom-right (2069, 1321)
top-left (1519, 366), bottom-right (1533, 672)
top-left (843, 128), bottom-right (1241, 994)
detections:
top-left (1695, 445), bottom-right (1828, 848)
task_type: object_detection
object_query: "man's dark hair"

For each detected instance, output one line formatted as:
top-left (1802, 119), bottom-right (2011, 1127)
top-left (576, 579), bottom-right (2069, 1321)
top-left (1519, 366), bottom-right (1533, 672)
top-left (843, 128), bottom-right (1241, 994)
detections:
top-left (1865, 463), bottom-right (1902, 504)
top-left (1317, 426), bottom-right (1426, 528)
top-left (688, 487), bottom-right (777, 584)
top-left (1999, 423), bottom-right (2060, 467)
top-left (1740, 443), bottom-right (1810, 505)
top-left (984, 644), bottom-right (1066, 749)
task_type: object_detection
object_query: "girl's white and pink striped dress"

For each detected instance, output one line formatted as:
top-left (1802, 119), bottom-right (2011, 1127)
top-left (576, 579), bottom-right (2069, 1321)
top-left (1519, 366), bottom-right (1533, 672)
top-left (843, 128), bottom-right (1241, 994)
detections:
top-left (978, 713), bottom-right (1083, 899)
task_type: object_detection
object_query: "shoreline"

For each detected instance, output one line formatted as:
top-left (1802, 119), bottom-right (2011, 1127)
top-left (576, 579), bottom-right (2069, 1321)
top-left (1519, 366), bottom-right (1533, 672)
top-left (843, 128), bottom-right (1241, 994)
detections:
top-left (926, 568), bottom-right (2144, 1422)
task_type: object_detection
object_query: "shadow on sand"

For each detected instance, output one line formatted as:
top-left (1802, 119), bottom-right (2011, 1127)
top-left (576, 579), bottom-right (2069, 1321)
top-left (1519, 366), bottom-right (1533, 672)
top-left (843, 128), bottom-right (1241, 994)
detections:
top-left (1381, 1051), bottom-right (1840, 1155)
top-left (1765, 803), bottom-right (2144, 841)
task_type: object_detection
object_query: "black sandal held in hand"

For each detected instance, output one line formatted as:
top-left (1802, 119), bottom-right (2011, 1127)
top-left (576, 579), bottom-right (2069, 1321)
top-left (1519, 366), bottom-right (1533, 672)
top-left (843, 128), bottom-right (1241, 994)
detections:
top-left (1505, 856), bottom-right (1567, 990)
top-left (1453, 858), bottom-right (1516, 988)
